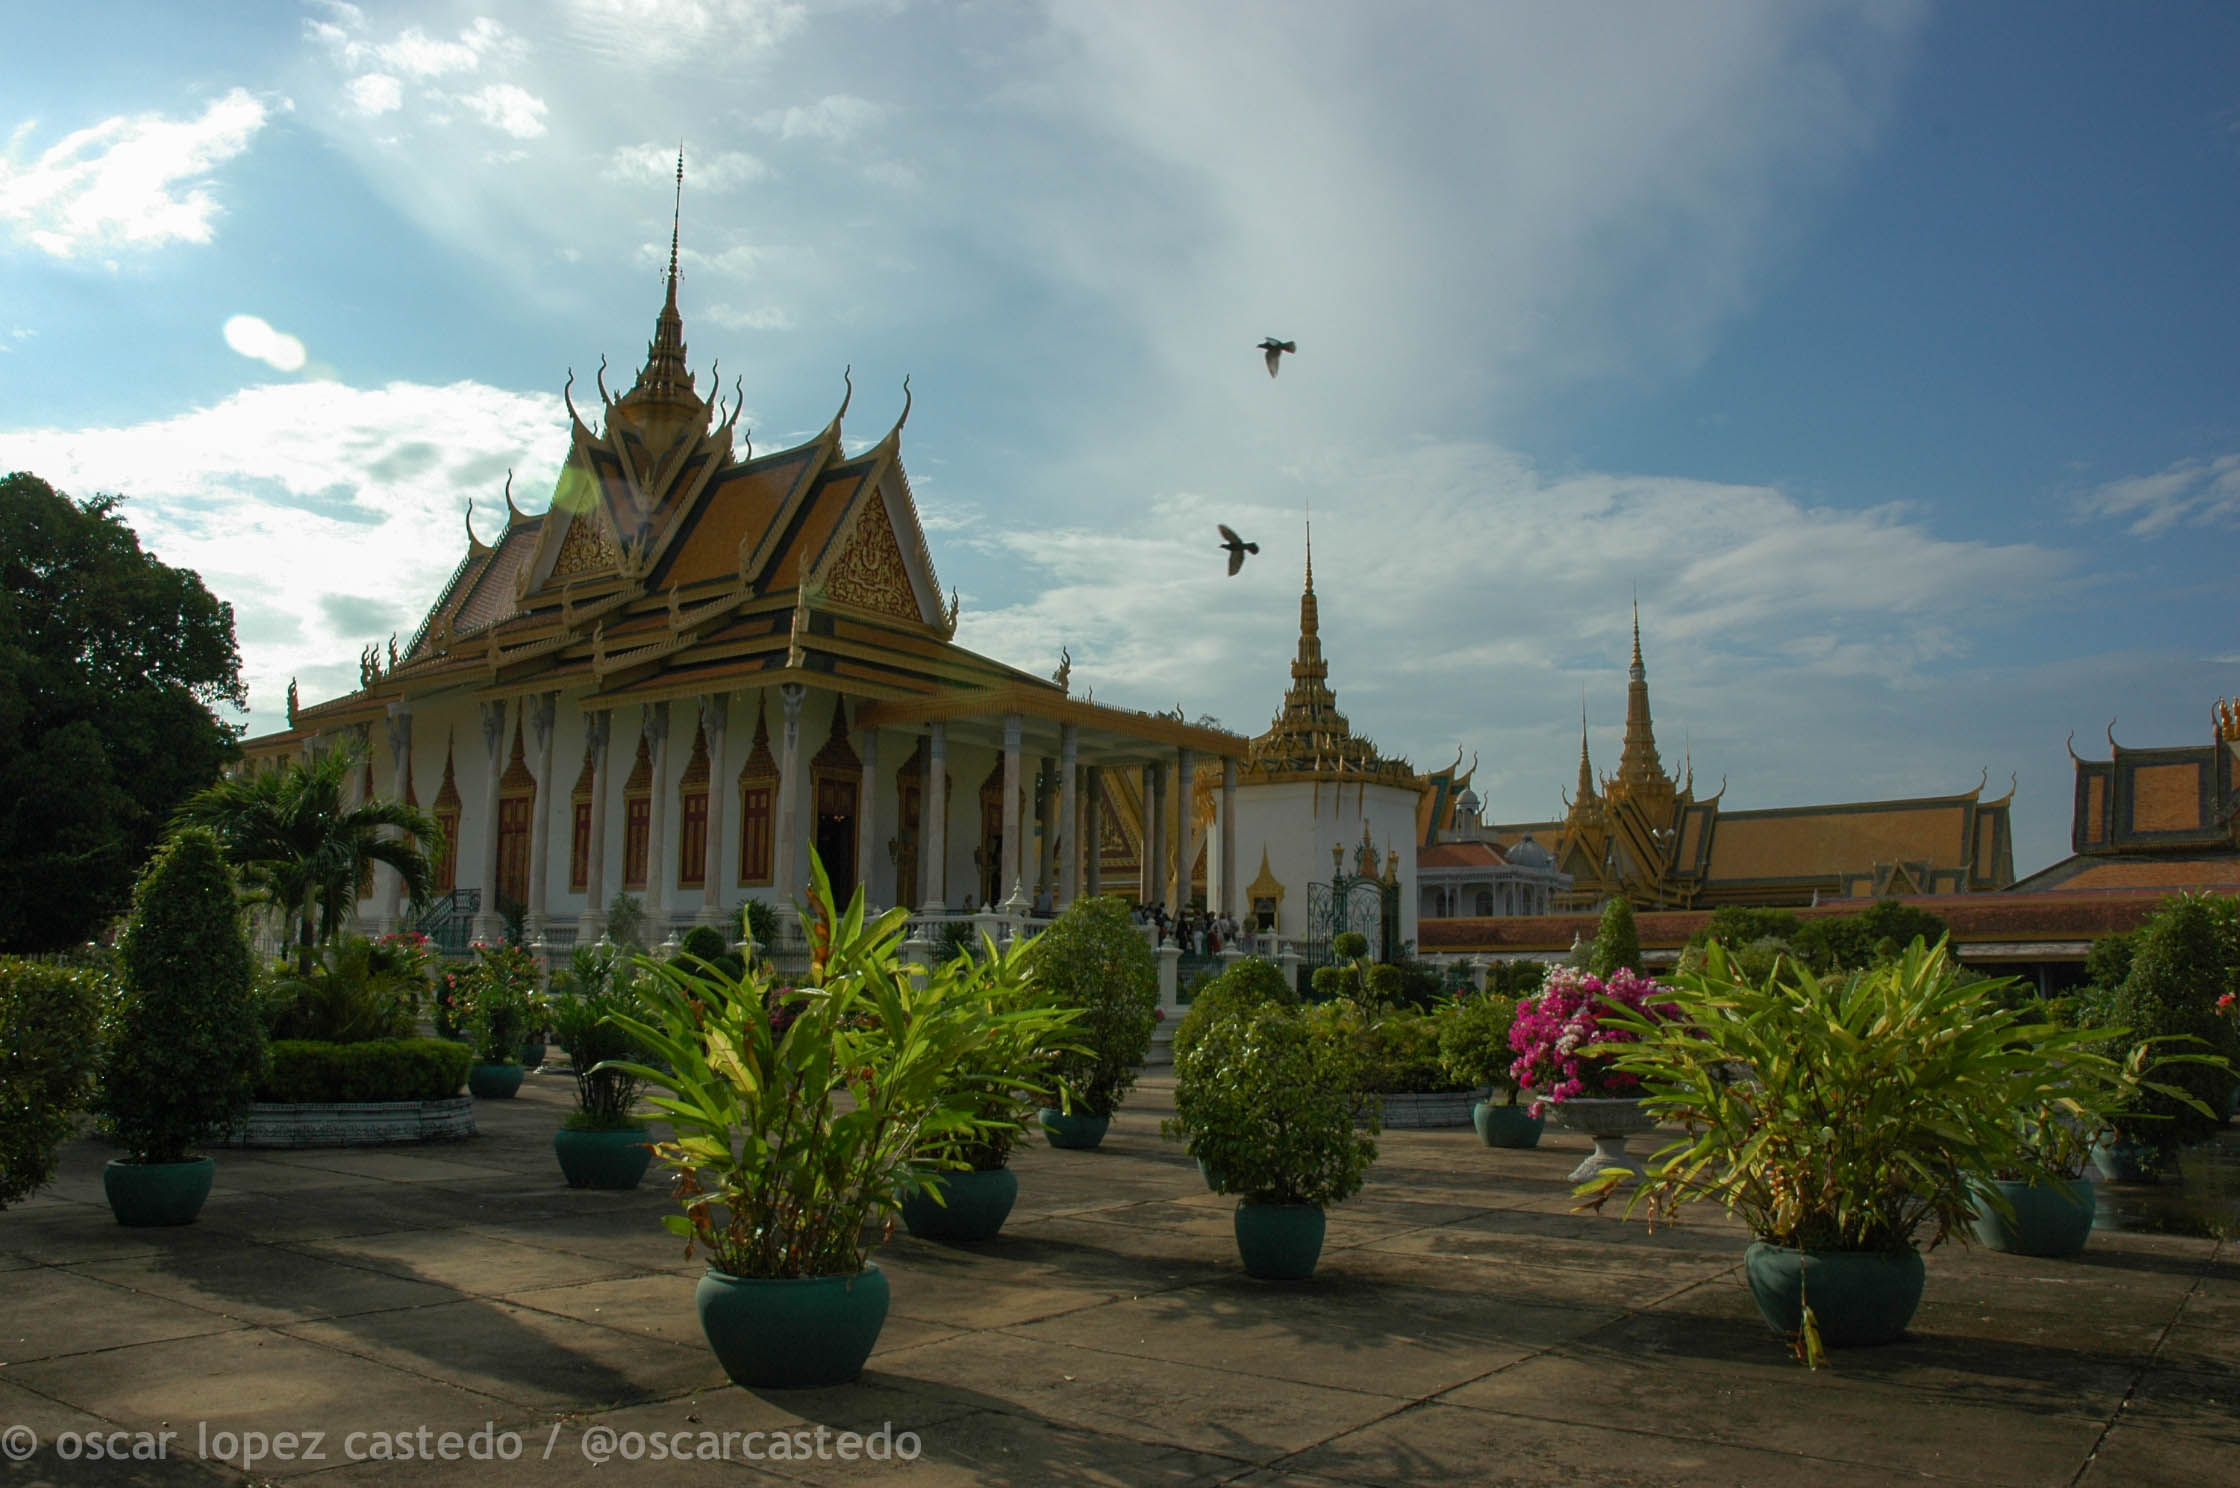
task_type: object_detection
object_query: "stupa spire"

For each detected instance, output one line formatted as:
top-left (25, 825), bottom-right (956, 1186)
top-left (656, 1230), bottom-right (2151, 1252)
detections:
top-left (1615, 603), bottom-right (1669, 794)
top-left (619, 145), bottom-right (700, 416)
top-left (1241, 519), bottom-right (1410, 785)
top-left (1575, 695), bottom-right (1598, 802)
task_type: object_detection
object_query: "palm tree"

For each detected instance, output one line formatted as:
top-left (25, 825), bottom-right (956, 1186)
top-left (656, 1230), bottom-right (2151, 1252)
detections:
top-left (176, 744), bottom-right (444, 971)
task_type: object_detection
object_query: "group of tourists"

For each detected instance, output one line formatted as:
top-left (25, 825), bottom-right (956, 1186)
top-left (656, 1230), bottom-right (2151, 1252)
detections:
top-left (1128, 902), bottom-right (1252, 955)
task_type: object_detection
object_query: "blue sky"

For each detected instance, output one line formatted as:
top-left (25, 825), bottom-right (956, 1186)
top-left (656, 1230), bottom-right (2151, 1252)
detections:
top-left (2, 1), bottom-right (2234, 878)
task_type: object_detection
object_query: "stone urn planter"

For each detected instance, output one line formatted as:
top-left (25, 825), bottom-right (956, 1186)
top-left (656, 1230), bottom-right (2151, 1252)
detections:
top-left (1547, 1096), bottom-right (1657, 1182)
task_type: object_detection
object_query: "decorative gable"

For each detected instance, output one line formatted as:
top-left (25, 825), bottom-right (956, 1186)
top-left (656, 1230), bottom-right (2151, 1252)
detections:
top-left (551, 513), bottom-right (620, 580)
top-left (822, 492), bottom-right (923, 624)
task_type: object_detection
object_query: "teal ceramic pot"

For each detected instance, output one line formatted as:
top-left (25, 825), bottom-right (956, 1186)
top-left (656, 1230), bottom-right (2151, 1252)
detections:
top-left (1743, 1242), bottom-right (1925, 1347)
top-left (1472, 1100), bottom-right (1545, 1149)
top-left (695, 1265), bottom-right (890, 1389)
top-left (1971, 1176), bottom-right (2095, 1258)
top-left (1197, 1156), bottom-right (1229, 1192)
top-left (900, 1167), bottom-right (1019, 1242)
top-left (103, 1157), bottom-right (216, 1227)
top-left (518, 1039), bottom-right (547, 1069)
top-left (468, 1063), bottom-right (525, 1100)
top-left (553, 1125), bottom-right (653, 1189)
top-left (1233, 1201), bottom-right (1326, 1280)
top-left (2091, 1136), bottom-right (2160, 1184)
top-left (1038, 1107), bottom-right (1110, 1150)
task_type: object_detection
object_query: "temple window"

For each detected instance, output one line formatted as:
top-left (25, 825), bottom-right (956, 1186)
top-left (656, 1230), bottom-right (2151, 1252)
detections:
top-left (621, 733), bottom-right (652, 890)
top-left (568, 748), bottom-right (596, 893)
top-left (737, 699), bottom-right (777, 886)
top-left (677, 723), bottom-right (710, 889)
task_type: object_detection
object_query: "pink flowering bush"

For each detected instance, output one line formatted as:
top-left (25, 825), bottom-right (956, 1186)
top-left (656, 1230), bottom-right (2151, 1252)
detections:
top-left (1508, 966), bottom-right (1677, 1116)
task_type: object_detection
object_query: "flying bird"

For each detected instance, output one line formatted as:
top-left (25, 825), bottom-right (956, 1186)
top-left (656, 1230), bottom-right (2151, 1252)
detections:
top-left (1258, 337), bottom-right (1296, 377)
top-left (1218, 523), bottom-right (1259, 576)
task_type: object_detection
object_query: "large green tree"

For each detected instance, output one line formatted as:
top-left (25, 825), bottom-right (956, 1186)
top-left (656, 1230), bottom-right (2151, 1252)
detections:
top-left (176, 744), bottom-right (442, 972)
top-left (0, 473), bottom-right (244, 952)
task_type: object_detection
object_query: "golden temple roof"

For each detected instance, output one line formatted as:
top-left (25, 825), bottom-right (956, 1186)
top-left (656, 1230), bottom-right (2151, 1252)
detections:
top-left (1242, 533), bottom-right (1413, 786)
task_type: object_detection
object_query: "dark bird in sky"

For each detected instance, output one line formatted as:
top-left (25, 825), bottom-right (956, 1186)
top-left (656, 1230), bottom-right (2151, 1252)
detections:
top-left (1258, 337), bottom-right (1296, 377)
top-left (1219, 523), bottom-right (1259, 576)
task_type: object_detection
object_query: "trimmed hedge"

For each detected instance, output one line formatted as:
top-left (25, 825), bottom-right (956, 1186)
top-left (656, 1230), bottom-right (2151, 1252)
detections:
top-left (258, 1038), bottom-right (472, 1104)
top-left (0, 958), bottom-right (110, 1206)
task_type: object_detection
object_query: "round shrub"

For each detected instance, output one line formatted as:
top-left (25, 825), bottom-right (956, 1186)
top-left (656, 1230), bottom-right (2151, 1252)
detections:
top-left (1032, 895), bottom-right (1158, 1118)
top-left (100, 829), bottom-right (267, 1164)
top-left (1171, 1002), bottom-right (1378, 1207)
top-left (1174, 955), bottom-right (1294, 1063)
top-left (2109, 894), bottom-right (2237, 1155)
top-left (0, 958), bottom-right (110, 1205)
top-left (1437, 992), bottom-right (1520, 1097)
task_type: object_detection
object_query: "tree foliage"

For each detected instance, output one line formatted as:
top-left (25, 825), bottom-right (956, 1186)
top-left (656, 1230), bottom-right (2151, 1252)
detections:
top-left (0, 958), bottom-right (111, 1205)
top-left (1588, 897), bottom-right (1644, 978)
top-left (0, 473), bottom-right (245, 951)
top-left (176, 743), bottom-right (440, 971)
top-left (2107, 894), bottom-right (2238, 1152)
top-left (1032, 894), bottom-right (1158, 1117)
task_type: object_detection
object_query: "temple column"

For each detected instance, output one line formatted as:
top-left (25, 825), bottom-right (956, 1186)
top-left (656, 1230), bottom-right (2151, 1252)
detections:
top-left (380, 702), bottom-right (412, 931)
top-left (1220, 756), bottom-right (1238, 922)
top-left (1174, 748), bottom-right (1195, 917)
top-left (642, 703), bottom-right (672, 935)
top-left (526, 692), bottom-right (557, 940)
top-left (577, 709), bottom-right (612, 942)
top-left (1034, 757), bottom-right (1057, 905)
top-left (1001, 714), bottom-right (1024, 903)
top-left (1148, 762), bottom-right (1168, 921)
top-left (921, 722), bottom-right (948, 914)
top-left (855, 727), bottom-right (880, 910)
top-left (1058, 724), bottom-right (1079, 906)
top-left (473, 699), bottom-right (508, 942)
top-left (696, 693), bottom-right (730, 928)
top-left (1083, 766), bottom-right (1104, 897)
top-left (773, 683), bottom-right (806, 905)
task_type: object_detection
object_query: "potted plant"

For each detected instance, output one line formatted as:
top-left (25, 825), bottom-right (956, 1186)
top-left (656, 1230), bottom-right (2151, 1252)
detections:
top-left (603, 856), bottom-right (1037, 1389)
top-left (1168, 1000), bottom-right (1378, 1280)
top-left (1031, 895), bottom-right (1159, 1149)
top-left (1437, 990), bottom-right (1541, 1148)
top-left (454, 941), bottom-right (545, 1099)
top-left (2091, 895), bottom-right (2238, 1179)
top-left (96, 829), bottom-right (267, 1226)
top-left (0, 958), bottom-right (109, 1208)
top-left (900, 934), bottom-right (1082, 1242)
top-left (549, 944), bottom-right (654, 1190)
top-left (1579, 938), bottom-right (2165, 1354)
top-left (1509, 964), bottom-right (1675, 1180)
top-left (1169, 956), bottom-right (1296, 1190)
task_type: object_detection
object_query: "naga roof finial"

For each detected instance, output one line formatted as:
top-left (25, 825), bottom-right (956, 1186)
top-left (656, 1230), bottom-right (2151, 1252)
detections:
top-left (895, 373), bottom-right (912, 431)
top-left (464, 498), bottom-right (490, 554)
top-left (502, 468), bottom-right (521, 521)
top-left (836, 364), bottom-right (853, 423)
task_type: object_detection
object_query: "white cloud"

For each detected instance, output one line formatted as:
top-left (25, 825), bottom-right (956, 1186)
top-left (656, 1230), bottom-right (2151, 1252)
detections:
top-left (346, 74), bottom-right (403, 116)
top-left (760, 94), bottom-right (884, 143)
top-left (602, 142), bottom-right (765, 191)
top-left (373, 19), bottom-right (507, 79)
top-left (461, 84), bottom-right (548, 140)
top-left (704, 303), bottom-right (793, 331)
top-left (0, 89), bottom-right (268, 259)
top-left (2076, 454), bottom-right (2240, 536)
top-left (559, 0), bottom-right (805, 67)
top-left (0, 380), bottom-right (567, 730)
top-left (222, 314), bottom-right (308, 373)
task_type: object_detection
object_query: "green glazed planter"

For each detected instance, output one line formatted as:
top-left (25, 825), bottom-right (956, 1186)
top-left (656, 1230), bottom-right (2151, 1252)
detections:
top-left (1039, 1107), bottom-right (1110, 1150)
top-left (468, 1063), bottom-right (525, 1100)
top-left (518, 1039), bottom-right (547, 1069)
top-left (695, 1265), bottom-right (890, 1389)
top-left (1233, 1201), bottom-right (1326, 1280)
top-left (900, 1167), bottom-right (1019, 1242)
top-left (553, 1125), bottom-right (653, 1190)
top-left (1743, 1242), bottom-right (1925, 1347)
top-left (2091, 1136), bottom-right (2160, 1184)
top-left (1971, 1176), bottom-right (2095, 1258)
top-left (103, 1157), bottom-right (216, 1228)
top-left (1472, 1100), bottom-right (1545, 1149)
top-left (1197, 1156), bottom-right (1229, 1192)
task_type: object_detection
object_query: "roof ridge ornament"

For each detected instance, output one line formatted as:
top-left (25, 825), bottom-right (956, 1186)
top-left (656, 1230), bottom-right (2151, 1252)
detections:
top-left (464, 498), bottom-right (490, 555)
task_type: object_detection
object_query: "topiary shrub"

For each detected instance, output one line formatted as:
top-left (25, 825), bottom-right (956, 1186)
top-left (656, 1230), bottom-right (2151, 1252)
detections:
top-left (100, 829), bottom-right (267, 1164)
top-left (1032, 895), bottom-right (1158, 1118)
top-left (0, 958), bottom-right (110, 1206)
top-left (1588, 897), bottom-right (1644, 979)
top-left (1173, 955), bottom-right (1294, 1064)
top-left (2108, 894), bottom-right (2238, 1158)
top-left (680, 925), bottom-right (730, 962)
top-left (258, 1039), bottom-right (472, 1103)
top-left (1437, 992), bottom-right (1522, 1103)
top-left (1168, 1001), bottom-right (1378, 1207)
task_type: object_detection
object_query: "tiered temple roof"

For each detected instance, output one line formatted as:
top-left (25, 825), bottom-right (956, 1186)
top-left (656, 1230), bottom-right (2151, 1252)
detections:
top-left (1241, 535), bottom-right (1414, 787)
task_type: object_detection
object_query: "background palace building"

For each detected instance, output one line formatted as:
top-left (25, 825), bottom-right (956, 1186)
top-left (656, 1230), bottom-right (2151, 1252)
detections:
top-left (242, 195), bottom-right (2240, 985)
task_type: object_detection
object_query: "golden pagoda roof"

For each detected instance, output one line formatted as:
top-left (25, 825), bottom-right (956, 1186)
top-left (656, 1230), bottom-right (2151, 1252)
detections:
top-left (1242, 534), bottom-right (1414, 786)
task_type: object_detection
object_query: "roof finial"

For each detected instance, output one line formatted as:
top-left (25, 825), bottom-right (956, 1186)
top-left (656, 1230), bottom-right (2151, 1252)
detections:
top-left (666, 142), bottom-right (684, 308)
top-left (1631, 593), bottom-right (1643, 670)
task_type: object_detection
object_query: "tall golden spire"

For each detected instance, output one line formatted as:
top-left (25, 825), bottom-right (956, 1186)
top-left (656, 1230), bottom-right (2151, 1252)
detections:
top-left (1243, 522), bottom-right (1411, 784)
top-left (1575, 696), bottom-right (1598, 803)
top-left (1614, 601), bottom-right (1671, 798)
top-left (617, 146), bottom-right (703, 423)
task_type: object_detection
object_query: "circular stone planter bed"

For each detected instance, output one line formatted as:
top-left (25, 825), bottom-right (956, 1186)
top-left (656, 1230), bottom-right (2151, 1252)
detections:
top-left (1377, 1086), bottom-right (1491, 1130)
top-left (224, 1097), bottom-right (477, 1148)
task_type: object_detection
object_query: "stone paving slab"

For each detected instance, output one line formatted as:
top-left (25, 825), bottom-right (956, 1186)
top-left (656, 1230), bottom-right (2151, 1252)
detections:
top-left (3, 1074), bottom-right (2232, 1488)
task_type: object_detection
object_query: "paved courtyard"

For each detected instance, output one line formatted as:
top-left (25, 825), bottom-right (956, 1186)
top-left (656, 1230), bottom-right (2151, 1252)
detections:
top-left (3, 1074), bottom-right (2234, 1488)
